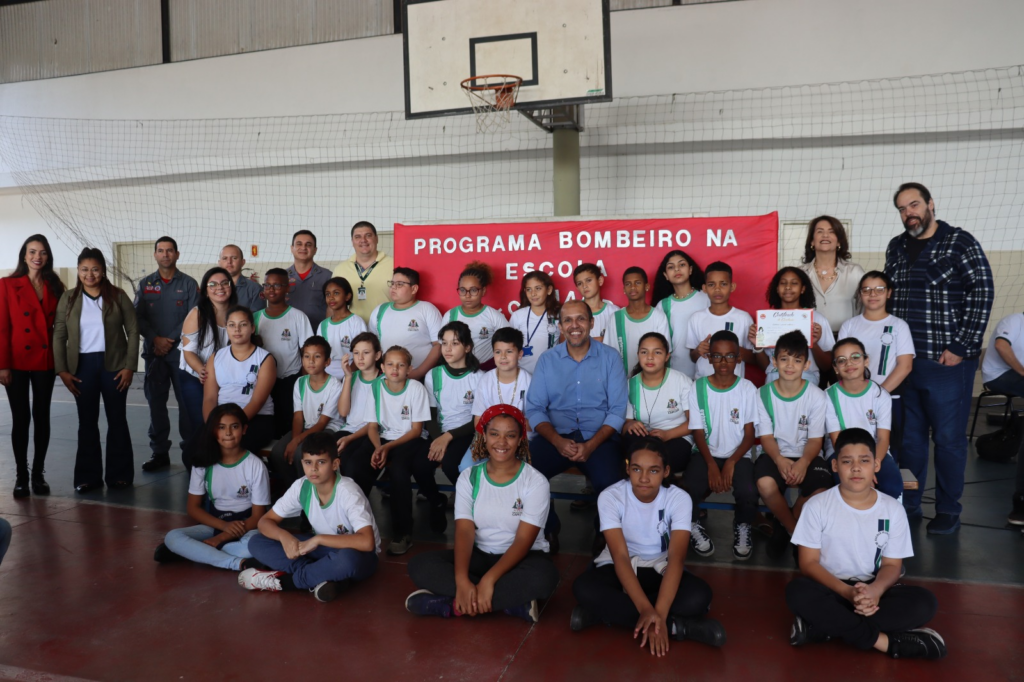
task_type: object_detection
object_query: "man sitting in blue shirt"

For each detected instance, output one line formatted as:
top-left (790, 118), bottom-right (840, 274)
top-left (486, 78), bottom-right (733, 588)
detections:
top-left (525, 300), bottom-right (628, 551)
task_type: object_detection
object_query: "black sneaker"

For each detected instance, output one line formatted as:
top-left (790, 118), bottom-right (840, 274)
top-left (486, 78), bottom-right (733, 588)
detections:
top-left (570, 606), bottom-right (601, 632)
top-left (142, 453), bottom-right (171, 472)
top-left (312, 579), bottom-right (351, 603)
top-left (789, 616), bottom-right (832, 646)
top-left (13, 476), bottom-right (30, 499)
top-left (153, 543), bottom-right (184, 564)
top-left (30, 472), bottom-right (50, 495)
top-left (671, 616), bottom-right (726, 647)
top-left (405, 589), bottom-right (454, 618)
top-left (504, 600), bottom-right (540, 624)
top-left (766, 519), bottom-right (791, 561)
top-left (888, 628), bottom-right (947, 660)
top-left (1008, 494), bottom-right (1024, 526)
top-left (429, 496), bottom-right (448, 534)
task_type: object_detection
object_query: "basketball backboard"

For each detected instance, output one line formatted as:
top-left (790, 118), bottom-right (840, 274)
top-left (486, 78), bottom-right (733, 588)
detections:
top-left (403, 0), bottom-right (612, 120)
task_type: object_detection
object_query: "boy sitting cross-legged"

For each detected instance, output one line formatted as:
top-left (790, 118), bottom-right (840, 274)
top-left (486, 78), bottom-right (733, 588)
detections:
top-left (786, 428), bottom-right (946, 660)
top-left (239, 431), bottom-right (381, 603)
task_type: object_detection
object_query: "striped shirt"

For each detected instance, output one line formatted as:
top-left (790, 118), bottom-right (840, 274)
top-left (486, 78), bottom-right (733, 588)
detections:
top-left (884, 221), bottom-right (993, 361)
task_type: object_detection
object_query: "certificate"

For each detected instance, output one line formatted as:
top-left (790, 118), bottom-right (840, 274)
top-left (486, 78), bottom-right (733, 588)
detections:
top-left (755, 309), bottom-right (814, 349)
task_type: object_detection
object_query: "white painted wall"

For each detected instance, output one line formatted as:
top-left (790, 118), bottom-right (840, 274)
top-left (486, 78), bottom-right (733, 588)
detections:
top-left (1, 0), bottom-right (1023, 268)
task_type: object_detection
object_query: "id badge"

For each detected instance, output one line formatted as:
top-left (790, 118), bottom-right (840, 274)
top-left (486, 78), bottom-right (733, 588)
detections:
top-left (522, 345), bottom-right (534, 357)
top-left (357, 286), bottom-right (367, 301)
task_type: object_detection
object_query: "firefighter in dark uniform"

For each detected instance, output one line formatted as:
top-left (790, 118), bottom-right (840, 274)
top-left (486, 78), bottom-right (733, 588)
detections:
top-left (135, 237), bottom-right (199, 472)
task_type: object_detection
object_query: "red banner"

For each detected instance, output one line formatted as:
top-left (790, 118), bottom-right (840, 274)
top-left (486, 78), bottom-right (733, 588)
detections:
top-left (394, 214), bottom-right (779, 317)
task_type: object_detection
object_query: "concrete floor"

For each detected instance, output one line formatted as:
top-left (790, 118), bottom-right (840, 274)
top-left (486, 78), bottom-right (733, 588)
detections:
top-left (0, 381), bottom-right (1022, 681)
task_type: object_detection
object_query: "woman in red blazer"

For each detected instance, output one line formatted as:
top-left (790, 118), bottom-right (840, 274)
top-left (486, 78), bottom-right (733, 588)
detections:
top-left (0, 235), bottom-right (65, 498)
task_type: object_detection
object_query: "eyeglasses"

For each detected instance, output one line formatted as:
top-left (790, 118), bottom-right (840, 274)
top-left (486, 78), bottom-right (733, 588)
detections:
top-left (262, 283), bottom-right (286, 291)
top-left (709, 353), bottom-right (739, 363)
top-left (834, 353), bottom-right (865, 366)
top-left (387, 280), bottom-right (411, 289)
top-left (207, 281), bottom-right (231, 290)
top-left (860, 286), bottom-right (887, 295)
top-left (457, 287), bottom-right (482, 296)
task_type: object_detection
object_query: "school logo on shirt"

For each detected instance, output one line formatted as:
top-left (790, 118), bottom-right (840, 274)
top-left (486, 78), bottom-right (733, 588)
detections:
top-left (337, 524), bottom-right (351, 535)
top-left (724, 322), bottom-right (735, 332)
top-left (666, 399), bottom-right (679, 414)
top-left (463, 390), bottom-right (474, 405)
top-left (658, 509), bottom-right (670, 552)
top-left (316, 402), bottom-right (325, 417)
top-left (866, 409), bottom-right (877, 426)
top-left (512, 498), bottom-right (524, 517)
top-left (401, 405), bottom-right (410, 420)
top-left (874, 518), bottom-right (890, 570)
top-left (281, 328), bottom-right (292, 340)
top-left (236, 485), bottom-right (250, 498)
top-left (729, 408), bottom-right (740, 424)
top-left (479, 327), bottom-right (490, 339)
top-left (243, 365), bottom-right (258, 395)
top-left (798, 415), bottom-right (809, 431)
top-left (408, 319), bottom-right (420, 332)
top-left (340, 335), bottom-right (351, 347)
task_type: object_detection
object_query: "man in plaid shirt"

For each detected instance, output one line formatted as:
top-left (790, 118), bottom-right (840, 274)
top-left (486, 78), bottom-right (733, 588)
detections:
top-left (885, 182), bottom-right (994, 535)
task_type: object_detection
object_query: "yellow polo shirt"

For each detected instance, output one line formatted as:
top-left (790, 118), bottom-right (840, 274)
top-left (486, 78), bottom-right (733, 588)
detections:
top-left (332, 252), bottom-right (394, 323)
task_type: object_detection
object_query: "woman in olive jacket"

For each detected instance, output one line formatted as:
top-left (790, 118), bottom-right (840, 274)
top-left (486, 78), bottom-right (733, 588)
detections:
top-left (54, 248), bottom-right (139, 493)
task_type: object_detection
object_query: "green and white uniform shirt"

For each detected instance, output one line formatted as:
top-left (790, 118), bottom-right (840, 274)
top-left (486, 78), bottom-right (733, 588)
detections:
top-left (825, 382), bottom-right (892, 444)
top-left (685, 307), bottom-right (754, 379)
top-left (188, 451), bottom-right (271, 514)
top-left (590, 301), bottom-right (620, 343)
top-left (791, 486), bottom-right (912, 582)
top-left (292, 375), bottom-right (346, 432)
top-left (687, 375), bottom-right (757, 458)
top-left (659, 290), bottom-right (710, 379)
top-left (273, 475), bottom-right (381, 554)
top-left (343, 373), bottom-right (378, 434)
top-left (253, 306), bottom-right (314, 379)
top-left (455, 461), bottom-right (550, 554)
top-left (838, 314), bottom-right (915, 381)
top-left (594, 479), bottom-right (692, 568)
top-left (764, 310), bottom-right (835, 385)
top-left (444, 306), bottom-right (509, 365)
top-left (626, 368), bottom-right (694, 442)
top-left (425, 366), bottom-right (483, 433)
top-left (319, 313), bottom-right (368, 379)
top-left (602, 306), bottom-right (671, 376)
top-left (369, 301), bottom-right (443, 368)
top-left (756, 381), bottom-right (828, 458)
top-left (367, 378), bottom-right (431, 441)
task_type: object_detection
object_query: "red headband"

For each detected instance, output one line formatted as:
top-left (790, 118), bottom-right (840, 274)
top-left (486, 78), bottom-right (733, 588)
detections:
top-left (476, 404), bottom-right (527, 438)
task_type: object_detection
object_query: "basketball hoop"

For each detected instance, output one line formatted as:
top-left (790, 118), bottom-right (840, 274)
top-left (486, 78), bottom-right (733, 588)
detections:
top-left (461, 74), bottom-right (523, 133)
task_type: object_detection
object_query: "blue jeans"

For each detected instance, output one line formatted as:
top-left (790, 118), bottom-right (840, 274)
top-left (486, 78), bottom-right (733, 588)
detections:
top-left (248, 532), bottom-right (378, 590)
top-left (73, 352), bottom-right (134, 487)
top-left (145, 355), bottom-right (192, 456)
top-left (529, 430), bottom-right (624, 534)
top-left (177, 369), bottom-right (205, 444)
top-left (164, 526), bottom-right (257, 570)
top-left (900, 357), bottom-right (979, 515)
top-left (0, 518), bottom-right (11, 566)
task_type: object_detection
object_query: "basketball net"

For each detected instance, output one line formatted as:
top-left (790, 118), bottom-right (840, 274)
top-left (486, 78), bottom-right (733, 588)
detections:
top-left (461, 75), bottom-right (523, 133)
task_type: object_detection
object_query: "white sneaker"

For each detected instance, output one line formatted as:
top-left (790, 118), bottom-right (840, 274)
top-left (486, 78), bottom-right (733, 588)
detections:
top-left (238, 567), bottom-right (285, 592)
top-left (690, 521), bottom-right (715, 557)
top-left (733, 523), bottom-right (752, 560)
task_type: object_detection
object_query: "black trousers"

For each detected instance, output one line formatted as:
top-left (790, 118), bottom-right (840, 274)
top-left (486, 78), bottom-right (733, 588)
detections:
top-left (4, 368), bottom-right (55, 476)
top-left (381, 437), bottom-right (431, 537)
top-left (413, 432), bottom-right (476, 503)
top-left (684, 456), bottom-right (757, 523)
top-left (785, 575), bottom-right (938, 650)
top-left (408, 547), bottom-right (559, 612)
top-left (270, 373), bottom-right (300, 438)
top-left (338, 434), bottom-right (379, 497)
top-left (72, 353), bottom-right (133, 487)
top-left (572, 563), bottom-right (713, 629)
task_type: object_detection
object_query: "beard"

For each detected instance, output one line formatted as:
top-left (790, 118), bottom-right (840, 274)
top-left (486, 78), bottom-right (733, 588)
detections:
top-left (903, 208), bottom-right (934, 238)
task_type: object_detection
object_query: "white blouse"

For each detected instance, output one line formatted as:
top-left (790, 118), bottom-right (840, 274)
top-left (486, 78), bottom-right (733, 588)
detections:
top-left (799, 259), bottom-right (865, 334)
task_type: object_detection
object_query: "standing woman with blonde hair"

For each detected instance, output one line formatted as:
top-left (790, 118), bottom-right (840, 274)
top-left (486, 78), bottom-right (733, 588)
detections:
top-left (53, 248), bottom-right (138, 493)
top-left (799, 216), bottom-right (865, 334)
top-left (0, 235), bottom-right (66, 497)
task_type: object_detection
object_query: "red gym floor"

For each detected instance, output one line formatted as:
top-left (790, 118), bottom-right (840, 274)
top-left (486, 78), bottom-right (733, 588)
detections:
top-left (1, 496), bottom-right (1022, 682)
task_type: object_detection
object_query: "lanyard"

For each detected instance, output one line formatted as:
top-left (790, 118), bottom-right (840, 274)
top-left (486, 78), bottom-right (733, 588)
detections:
top-left (355, 259), bottom-right (379, 283)
top-left (525, 310), bottom-right (546, 347)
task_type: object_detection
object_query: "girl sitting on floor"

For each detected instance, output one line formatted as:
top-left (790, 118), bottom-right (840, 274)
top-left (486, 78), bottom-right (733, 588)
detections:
top-left (405, 404), bottom-right (559, 623)
top-left (571, 437), bottom-right (726, 656)
top-left (156, 403), bottom-right (270, 569)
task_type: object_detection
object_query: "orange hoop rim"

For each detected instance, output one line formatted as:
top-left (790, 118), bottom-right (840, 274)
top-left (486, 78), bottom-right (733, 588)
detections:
top-left (460, 74), bottom-right (523, 92)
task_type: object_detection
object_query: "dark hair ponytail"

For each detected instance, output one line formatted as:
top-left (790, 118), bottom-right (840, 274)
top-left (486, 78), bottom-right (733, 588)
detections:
top-left (438, 320), bottom-right (480, 373)
top-left (195, 403), bottom-right (249, 468)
